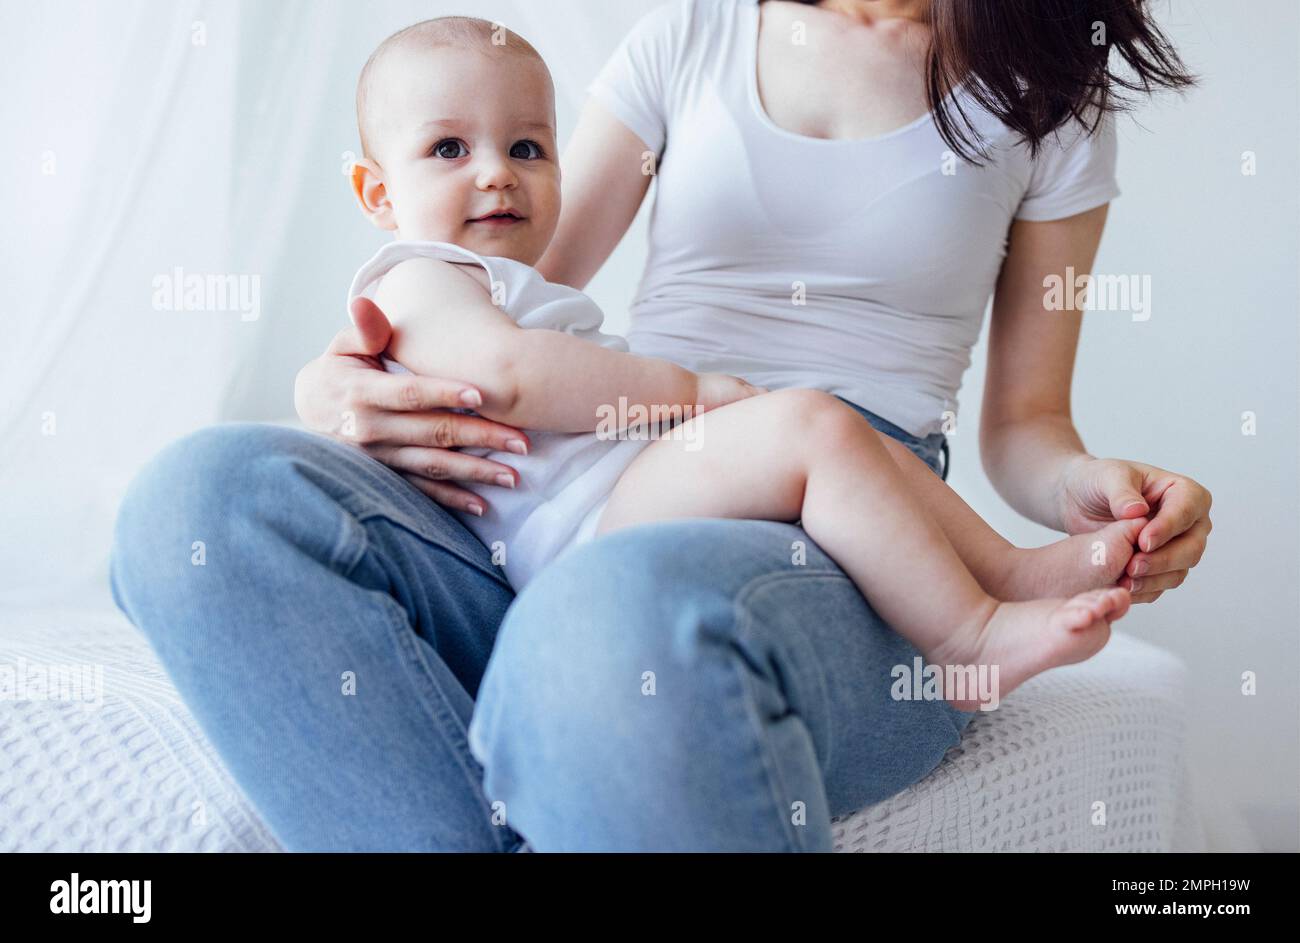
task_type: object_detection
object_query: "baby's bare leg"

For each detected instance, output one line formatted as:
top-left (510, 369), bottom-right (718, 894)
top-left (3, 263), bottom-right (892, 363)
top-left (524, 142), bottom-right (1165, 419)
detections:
top-left (873, 434), bottom-right (1145, 600)
top-left (597, 389), bottom-right (1131, 710)
top-left (599, 389), bottom-right (991, 652)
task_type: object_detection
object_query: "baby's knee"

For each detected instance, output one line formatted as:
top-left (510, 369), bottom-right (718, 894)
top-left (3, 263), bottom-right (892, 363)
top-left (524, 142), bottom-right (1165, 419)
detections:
top-left (760, 388), bottom-right (866, 439)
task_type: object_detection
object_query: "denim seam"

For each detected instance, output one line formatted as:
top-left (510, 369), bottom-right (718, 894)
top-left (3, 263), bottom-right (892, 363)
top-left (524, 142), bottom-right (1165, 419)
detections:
top-left (327, 503), bottom-right (370, 572)
top-left (735, 569), bottom-right (970, 748)
top-left (735, 570), bottom-right (853, 775)
top-left (722, 655), bottom-right (803, 852)
top-left (345, 500), bottom-right (511, 591)
top-left (729, 569), bottom-right (854, 852)
top-left (342, 525), bottom-right (516, 853)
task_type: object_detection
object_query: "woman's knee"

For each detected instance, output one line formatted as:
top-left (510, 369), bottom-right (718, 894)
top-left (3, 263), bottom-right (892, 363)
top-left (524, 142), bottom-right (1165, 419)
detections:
top-left (115, 424), bottom-right (312, 547)
top-left (110, 423), bottom-right (351, 617)
top-left (470, 525), bottom-right (752, 749)
top-left (498, 526), bottom-right (752, 675)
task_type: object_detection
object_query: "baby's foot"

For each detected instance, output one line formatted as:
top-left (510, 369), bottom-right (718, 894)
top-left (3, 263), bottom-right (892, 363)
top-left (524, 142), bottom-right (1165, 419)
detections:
top-left (998, 517), bottom-right (1146, 601)
top-left (929, 587), bottom-right (1132, 712)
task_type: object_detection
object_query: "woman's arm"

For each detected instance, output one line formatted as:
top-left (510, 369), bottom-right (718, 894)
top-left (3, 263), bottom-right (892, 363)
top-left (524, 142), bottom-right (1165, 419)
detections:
top-left (981, 204), bottom-right (1213, 604)
top-left (979, 205), bottom-right (1108, 531)
top-left (536, 100), bottom-right (655, 289)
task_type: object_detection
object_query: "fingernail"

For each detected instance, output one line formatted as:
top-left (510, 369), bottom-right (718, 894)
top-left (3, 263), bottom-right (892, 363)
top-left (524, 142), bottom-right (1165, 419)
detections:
top-left (467, 502), bottom-right (484, 516)
top-left (460, 389), bottom-right (483, 408)
top-left (1130, 579), bottom-right (1142, 593)
top-left (1131, 559), bottom-right (1148, 576)
top-left (496, 474), bottom-right (515, 489)
top-left (505, 438), bottom-right (528, 455)
top-left (1143, 534), bottom-right (1157, 552)
top-left (1123, 501), bottom-right (1146, 515)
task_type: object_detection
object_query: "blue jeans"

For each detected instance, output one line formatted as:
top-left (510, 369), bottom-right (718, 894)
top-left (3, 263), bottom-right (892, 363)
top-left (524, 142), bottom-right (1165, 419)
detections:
top-left (110, 399), bottom-right (969, 851)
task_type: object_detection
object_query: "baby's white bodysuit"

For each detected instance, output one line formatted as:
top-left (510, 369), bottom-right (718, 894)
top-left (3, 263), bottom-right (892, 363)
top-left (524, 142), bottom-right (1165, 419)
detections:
top-left (348, 240), bottom-right (657, 591)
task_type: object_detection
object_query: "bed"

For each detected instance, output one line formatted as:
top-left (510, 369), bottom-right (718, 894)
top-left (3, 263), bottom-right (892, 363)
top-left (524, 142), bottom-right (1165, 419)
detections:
top-left (1, 599), bottom-right (1219, 852)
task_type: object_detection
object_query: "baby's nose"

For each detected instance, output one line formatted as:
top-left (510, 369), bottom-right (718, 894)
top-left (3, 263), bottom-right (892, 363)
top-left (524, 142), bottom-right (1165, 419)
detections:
top-left (475, 157), bottom-right (517, 189)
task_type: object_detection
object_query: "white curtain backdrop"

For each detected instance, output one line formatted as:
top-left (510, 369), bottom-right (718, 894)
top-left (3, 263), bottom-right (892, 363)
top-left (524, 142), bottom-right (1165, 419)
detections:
top-left (0, 0), bottom-right (659, 607)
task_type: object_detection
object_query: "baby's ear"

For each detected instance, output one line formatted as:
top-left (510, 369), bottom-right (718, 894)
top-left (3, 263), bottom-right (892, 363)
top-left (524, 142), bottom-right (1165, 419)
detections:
top-left (351, 157), bottom-right (396, 231)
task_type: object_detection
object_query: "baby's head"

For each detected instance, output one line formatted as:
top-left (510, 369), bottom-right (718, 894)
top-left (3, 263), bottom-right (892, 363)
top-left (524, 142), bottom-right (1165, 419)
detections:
top-left (352, 17), bottom-right (559, 265)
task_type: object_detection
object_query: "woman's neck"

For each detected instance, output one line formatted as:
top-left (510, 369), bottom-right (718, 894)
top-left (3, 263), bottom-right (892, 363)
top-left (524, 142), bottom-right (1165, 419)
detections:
top-left (817, 0), bottom-right (931, 27)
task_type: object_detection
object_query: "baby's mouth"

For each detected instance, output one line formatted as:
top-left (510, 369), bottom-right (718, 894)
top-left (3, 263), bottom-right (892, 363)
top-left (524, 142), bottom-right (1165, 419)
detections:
top-left (468, 209), bottom-right (525, 226)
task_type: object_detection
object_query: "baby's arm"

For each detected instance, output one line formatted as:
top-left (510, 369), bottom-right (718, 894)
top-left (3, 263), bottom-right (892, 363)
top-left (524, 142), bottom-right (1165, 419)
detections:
top-left (373, 257), bottom-right (710, 433)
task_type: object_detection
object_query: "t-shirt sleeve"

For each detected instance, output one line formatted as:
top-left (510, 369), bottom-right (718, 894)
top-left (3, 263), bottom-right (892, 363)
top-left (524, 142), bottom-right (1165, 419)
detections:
top-left (1014, 111), bottom-right (1121, 221)
top-left (584, 0), bottom-right (692, 156)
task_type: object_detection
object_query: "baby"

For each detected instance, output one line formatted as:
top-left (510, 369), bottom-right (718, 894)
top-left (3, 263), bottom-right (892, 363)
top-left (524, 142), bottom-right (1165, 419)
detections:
top-left (346, 17), bottom-right (1143, 711)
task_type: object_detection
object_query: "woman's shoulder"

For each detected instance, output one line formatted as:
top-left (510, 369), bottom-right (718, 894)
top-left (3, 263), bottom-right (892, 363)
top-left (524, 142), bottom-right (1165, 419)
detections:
top-left (623, 0), bottom-right (749, 55)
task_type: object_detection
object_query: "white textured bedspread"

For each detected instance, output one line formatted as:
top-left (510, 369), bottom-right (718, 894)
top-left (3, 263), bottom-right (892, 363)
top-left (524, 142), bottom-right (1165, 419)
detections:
top-left (1, 604), bottom-right (1206, 852)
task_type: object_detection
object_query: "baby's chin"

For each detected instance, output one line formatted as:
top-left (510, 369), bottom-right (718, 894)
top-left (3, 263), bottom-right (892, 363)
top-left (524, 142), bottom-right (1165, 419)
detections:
top-left (399, 221), bottom-right (545, 266)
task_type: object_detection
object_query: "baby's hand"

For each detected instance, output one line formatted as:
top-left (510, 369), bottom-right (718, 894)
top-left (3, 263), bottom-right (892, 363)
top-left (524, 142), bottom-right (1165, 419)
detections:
top-left (695, 373), bottom-right (768, 413)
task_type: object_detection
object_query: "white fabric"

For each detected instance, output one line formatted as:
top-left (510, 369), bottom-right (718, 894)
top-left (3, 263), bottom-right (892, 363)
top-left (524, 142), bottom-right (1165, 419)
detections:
top-left (0, 0), bottom-right (246, 608)
top-left (2, 601), bottom-right (1226, 853)
top-left (0, 0), bottom-right (660, 608)
top-left (348, 241), bottom-right (654, 590)
top-left (587, 0), bottom-right (1121, 438)
top-left (0, 605), bottom-right (280, 852)
top-left (833, 632), bottom-right (1214, 852)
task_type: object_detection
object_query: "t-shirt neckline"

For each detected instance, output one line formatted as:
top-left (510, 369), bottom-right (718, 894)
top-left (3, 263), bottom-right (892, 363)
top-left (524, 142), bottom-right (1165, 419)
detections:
top-left (745, 0), bottom-right (964, 146)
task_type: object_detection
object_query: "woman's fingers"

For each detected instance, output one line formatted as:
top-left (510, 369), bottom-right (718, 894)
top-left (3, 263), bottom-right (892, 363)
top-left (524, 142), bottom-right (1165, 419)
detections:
top-left (348, 371), bottom-right (486, 414)
top-left (1136, 477), bottom-right (1212, 554)
top-left (1129, 590), bottom-right (1165, 605)
top-left (362, 410), bottom-right (530, 454)
top-left (333, 297), bottom-right (394, 356)
top-left (326, 306), bottom-right (389, 358)
top-left (1117, 569), bottom-right (1188, 595)
top-left (398, 473), bottom-right (488, 516)
top-left (1126, 516), bottom-right (1211, 579)
top-left (368, 443), bottom-right (519, 489)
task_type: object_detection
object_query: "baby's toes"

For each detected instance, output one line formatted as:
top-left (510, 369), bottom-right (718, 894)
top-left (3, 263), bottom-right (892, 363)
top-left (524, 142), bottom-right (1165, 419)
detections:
top-left (1099, 518), bottom-right (1146, 580)
top-left (1054, 594), bottom-right (1106, 631)
top-left (1100, 586), bottom-right (1133, 620)
top-left (1065, 587), bottom-right (1131, 625)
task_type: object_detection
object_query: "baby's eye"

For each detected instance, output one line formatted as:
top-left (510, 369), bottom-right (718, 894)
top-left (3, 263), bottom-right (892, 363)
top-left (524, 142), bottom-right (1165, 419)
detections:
top-left (509, 140), bottom-right (543, 160)
top-left (432, 138), bottom-right (468, 159)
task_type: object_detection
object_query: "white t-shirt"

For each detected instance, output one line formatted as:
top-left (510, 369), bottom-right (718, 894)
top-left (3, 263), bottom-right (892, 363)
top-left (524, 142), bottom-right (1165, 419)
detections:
top-left (587, 0), bottom-right (1121, 437)
top-left (348, 241), bottom-right (654, 591)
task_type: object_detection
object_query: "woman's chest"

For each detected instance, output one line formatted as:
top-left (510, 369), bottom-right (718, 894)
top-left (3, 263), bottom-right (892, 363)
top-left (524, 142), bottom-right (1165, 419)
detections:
top-left (653, 81), bottom-right (1023, 309)
top-left (755, 3), bottom-right (931, 141)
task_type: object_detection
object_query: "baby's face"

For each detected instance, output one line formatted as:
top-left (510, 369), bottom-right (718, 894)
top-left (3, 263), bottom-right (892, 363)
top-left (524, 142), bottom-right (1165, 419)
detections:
top-left (365, 45), bottom-right (560, 264)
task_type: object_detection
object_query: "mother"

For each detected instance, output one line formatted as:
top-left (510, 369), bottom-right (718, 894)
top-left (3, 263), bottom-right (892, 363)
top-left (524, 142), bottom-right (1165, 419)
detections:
top-left (112, 0), bottom-right (1210, 851)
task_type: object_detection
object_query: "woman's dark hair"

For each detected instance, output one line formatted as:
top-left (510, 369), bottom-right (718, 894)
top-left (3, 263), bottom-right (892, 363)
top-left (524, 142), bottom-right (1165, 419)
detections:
top-left (773, 0), bottom-right (1197, 163)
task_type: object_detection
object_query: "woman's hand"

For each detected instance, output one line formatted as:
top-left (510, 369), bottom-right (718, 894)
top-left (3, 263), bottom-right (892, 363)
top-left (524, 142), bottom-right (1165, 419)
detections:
top-left (696, 373), bottom-right (768, 413)
top-left (1056, 456), bottom-right (1213, 604)
top-left (293, 297), bottom-right (533, 516)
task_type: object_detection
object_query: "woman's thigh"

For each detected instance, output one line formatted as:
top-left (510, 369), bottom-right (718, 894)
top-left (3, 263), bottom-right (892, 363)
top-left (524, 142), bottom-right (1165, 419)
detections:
top-left (110, 422), bottom-right (520, 851)
top-left (470, 515), bottom-right (975, 851)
